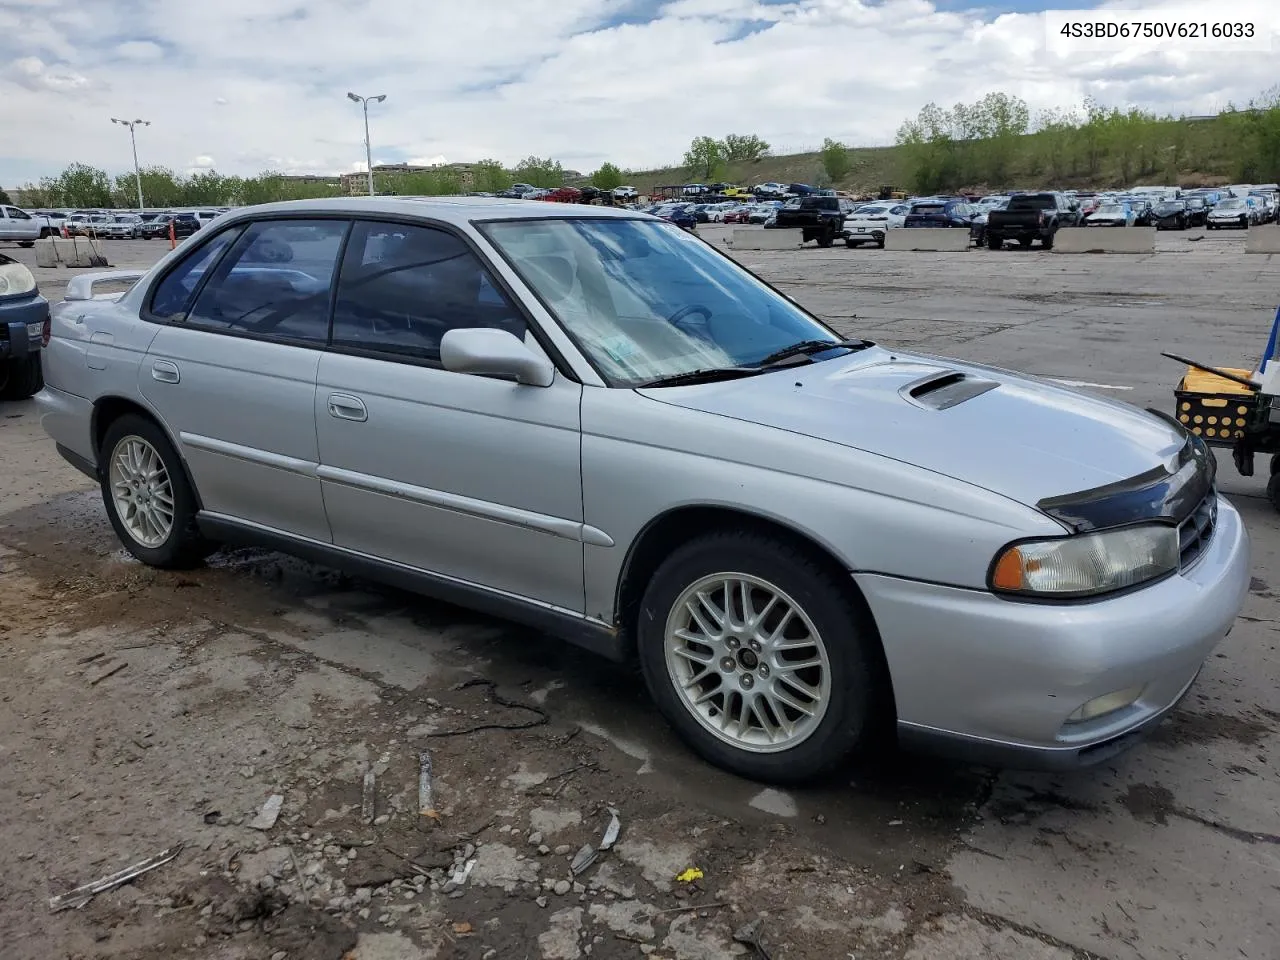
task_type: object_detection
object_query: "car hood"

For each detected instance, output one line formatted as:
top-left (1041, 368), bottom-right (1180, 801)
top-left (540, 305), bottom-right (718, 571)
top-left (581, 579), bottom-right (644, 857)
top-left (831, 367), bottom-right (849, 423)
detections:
top-left (639, 347), bottom-right (1186, 513)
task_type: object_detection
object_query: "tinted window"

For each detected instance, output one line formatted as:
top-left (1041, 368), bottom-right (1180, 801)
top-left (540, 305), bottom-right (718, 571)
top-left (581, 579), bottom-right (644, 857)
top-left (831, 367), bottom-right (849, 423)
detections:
top-left (184, 220), bottom-right (349, 342)
top-left (331, 221), bottom-right (525, 362)
top-left (6, 207), bottom-right (32, 219)
top-left (149, 227), bottom-right (243, 320)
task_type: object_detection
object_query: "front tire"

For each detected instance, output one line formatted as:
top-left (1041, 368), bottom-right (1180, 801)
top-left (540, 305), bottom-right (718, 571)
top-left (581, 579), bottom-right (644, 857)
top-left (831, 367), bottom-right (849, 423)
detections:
top-left (99, 414), bottom-right (214, 569)
top-left (987, 234), bottom-right (1002, 250)
top-left (636, 531), bottom-right (884, 783)
top-left (1268, 472), bottom-right (1280, 513)
top-left (1041, 232), bottom-right (1054, 250)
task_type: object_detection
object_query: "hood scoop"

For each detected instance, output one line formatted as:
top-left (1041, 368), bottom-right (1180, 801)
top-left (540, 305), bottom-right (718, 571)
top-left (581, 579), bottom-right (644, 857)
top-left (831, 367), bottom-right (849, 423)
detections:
top-left (900, 369), bottom-right (999, 411)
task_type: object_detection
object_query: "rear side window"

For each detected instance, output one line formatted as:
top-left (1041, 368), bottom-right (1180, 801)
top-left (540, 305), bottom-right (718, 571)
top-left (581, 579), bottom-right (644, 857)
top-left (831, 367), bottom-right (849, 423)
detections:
top-left (148, 227), bottom-right (243, 320)
top-left (331, 221), bottom-right (525, 363)
top-left (184, 219), bottom-right (350, 343)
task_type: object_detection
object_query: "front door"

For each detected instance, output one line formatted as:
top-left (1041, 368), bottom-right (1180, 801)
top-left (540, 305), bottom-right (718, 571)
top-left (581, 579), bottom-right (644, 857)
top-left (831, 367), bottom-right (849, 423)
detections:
top-left (140, 218), bottom-right (350, 543)
top-left (314, 219), bottom-right (585, 613)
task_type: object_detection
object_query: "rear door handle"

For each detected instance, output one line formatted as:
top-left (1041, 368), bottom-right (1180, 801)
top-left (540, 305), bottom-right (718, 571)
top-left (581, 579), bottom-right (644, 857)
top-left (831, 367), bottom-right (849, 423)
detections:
top-left (151, 359), bottom-right (180, 383)
top-left (327, 393), bottom-right (368, 422)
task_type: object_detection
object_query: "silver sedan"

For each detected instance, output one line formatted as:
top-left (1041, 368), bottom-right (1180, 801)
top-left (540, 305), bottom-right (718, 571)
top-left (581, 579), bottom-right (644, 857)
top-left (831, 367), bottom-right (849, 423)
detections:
top-left (36, 197), bottom-right (1250, 782)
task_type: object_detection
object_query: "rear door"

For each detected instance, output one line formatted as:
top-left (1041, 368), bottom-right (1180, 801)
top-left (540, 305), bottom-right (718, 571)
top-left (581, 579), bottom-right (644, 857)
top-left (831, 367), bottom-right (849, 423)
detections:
top-left (140, 218), bottom-right (350, 542)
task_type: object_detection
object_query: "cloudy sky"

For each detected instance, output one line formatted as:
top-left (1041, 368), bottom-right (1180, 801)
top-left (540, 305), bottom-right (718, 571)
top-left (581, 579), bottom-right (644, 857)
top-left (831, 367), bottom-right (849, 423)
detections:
top-left (2, 0), bottom-right (1277, 187)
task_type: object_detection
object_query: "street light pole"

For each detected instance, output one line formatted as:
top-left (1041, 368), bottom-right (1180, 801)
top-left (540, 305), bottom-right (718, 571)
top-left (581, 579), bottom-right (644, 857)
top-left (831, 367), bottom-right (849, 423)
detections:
top-left (346, 92), bottom-right (386, 196)
top-left (110, 117), bottom-right (151, 211)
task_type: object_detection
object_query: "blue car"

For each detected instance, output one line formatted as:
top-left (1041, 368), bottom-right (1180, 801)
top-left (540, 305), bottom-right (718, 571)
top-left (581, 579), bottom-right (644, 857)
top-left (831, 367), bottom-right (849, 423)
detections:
top-left (903, 198), bottom-right (981, 230)
top-left (0, 253), bottom-right (48, 399)
top-left (654, 203), bottom-right (697, 231)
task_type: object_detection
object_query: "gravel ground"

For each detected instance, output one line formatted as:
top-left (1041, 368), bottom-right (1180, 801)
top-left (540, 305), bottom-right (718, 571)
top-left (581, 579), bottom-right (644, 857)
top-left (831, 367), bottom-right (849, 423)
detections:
top-left (0, 230), bottom-right (1276, 960)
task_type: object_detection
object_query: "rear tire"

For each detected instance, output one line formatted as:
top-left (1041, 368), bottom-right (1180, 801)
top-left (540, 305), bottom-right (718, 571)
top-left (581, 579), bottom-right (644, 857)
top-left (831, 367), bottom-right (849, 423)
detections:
top-left (17, 241), bottom-right (34, 248)
top-left (636, 530), bottom-right (885, 783)
top-left (0, 356), bottom-right (43, 400)
top-left (987, 234), bottom-right (1002, 250)
top-left (1017, 238), bottom-right (1032, 248)
top-left (1268, 472), bottom-right (1280, 513)
top-left (1041, 233), bottom-right (1055, 250)
top-left (99, 414), bottom-right (215, 569)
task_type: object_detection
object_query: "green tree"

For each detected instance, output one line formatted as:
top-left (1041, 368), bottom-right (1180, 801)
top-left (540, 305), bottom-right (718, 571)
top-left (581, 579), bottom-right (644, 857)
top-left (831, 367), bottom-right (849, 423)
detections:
top-left (968, 92), bottom-right (1029, 186)
top-left (682, 136), bottom-right (723, 180)
top-left (472, 159), bottom-right (512, 193)
top-left (513, 156), bottom-right (564, 188)
top-left (820, 138), bottom-right (851, 183)
top-left (183, 170), bottom-right (227, 205)
top-left (720, 134), bottom-right (770, 162)
top-left (54, 162), bottom-right (113, 208)
top-left (0, 189), bottom-right (10, 205)
top-left (591, 162), bottom-right (624, 190)
top-left (16, 182), bottom-right (54, 206)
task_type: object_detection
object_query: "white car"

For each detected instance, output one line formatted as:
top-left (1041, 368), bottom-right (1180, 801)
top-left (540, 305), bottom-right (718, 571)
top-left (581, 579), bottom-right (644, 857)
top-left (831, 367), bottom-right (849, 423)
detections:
top-left (103, 214), bottom-right (145, 239)
top-left (0, 205), bottom-right (43, 246)
top-left (842, 203), bottom-right (909, 248)
top-left (612, 186), bottom-right (639, 202)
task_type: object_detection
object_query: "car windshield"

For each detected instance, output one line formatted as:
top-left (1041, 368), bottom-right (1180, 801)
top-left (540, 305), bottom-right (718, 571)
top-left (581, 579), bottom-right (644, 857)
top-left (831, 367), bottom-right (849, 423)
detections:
top-left (911, 203), bottom-right (945, 213)
top-left (854, 206), bottom-right (888, 216)
top-left (482, 217), bottom-right (845, 386)
top-left (1094, 205), bottom-right (1124, 215)
top-left (1217, 200), bottom-right (1245, 210)
top-left (1155, 202), bottom-right (1184, 213)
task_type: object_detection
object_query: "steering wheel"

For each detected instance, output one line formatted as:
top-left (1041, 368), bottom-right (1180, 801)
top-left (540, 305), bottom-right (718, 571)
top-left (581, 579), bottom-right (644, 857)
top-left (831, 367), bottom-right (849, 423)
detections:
top-left (668, 303), bottom-right (712, 335)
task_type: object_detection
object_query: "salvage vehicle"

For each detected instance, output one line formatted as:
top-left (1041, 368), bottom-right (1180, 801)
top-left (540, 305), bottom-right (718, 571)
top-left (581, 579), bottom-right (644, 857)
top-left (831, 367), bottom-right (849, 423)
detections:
top-left (768, 195), bottom-right (852, 247)
top-left (38, 197), bottom-right (1250, 781)
top-left (1152, 200), bottom-right (1192, 231)
top-left (1206, 198), bottom-right (1253, 230)
top-left (1084, 202), bottom-right (1136, 227)
top-left (0, 205), bottom-right (42, 247)
top-left (985, 192), bottom-right (1081, 249)
top-left (842, 202), bottom-right (908, 248)
top-left (0, 254), bottom-right (48, 399)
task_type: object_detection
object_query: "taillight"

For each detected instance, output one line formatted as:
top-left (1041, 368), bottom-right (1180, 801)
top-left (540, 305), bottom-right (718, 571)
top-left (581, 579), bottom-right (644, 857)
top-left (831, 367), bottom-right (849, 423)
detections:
top-left (42, 316), bottom-right (51, 347)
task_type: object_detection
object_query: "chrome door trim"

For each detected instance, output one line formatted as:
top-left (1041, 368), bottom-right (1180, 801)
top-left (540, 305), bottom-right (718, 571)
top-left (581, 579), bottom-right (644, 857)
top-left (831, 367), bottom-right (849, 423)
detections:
top-left (315, 463), bottom-right (614, 546)
top-left (179, 431), bottom-right (318, 477)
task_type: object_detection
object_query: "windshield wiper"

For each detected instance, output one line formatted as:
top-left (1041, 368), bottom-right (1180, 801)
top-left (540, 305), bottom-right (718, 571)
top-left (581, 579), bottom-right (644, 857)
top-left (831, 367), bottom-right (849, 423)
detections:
top-left (635, 367), bottom-right (767, 388)
top-left (755, 339), bottom-right (869, 368)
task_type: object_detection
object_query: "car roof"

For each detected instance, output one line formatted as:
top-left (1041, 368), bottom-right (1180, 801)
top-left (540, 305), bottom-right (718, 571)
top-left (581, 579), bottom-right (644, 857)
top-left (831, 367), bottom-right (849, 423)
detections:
top-left (213, 196), bottom-right (645, 228)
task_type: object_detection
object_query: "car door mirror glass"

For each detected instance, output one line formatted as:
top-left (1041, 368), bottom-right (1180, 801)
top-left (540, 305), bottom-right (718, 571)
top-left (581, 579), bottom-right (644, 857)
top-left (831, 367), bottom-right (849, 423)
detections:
top-left (440, 327), bottom-right (554, 387)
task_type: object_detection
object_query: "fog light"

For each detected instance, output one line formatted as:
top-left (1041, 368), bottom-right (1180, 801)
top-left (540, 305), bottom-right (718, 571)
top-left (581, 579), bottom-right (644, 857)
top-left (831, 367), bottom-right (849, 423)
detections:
top-left (1065, 686), bottom-right (1144, 724)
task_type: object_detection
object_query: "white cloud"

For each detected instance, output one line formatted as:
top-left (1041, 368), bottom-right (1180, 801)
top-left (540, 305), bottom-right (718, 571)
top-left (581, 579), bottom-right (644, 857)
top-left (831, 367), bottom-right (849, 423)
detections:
top-left (190, 155), bottom-right (216, 168)
top-left (114, 40), bottom-right (164, 61)
top-left (406, 156), bottom-right (449, 166)
top-left (1, 0), bottom-right (1279, 186)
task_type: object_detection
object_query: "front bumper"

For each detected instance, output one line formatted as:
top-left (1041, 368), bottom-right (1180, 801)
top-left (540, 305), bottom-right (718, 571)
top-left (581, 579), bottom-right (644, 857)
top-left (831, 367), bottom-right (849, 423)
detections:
top-left (855, 495), bottom-right (1250, 769)
top-left (0, 294), bottom-right (49, 359)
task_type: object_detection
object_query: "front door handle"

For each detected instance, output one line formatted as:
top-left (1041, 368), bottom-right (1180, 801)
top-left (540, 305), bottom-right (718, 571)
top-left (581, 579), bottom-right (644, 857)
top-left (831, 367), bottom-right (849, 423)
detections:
top-left (151, 359), bottom-right (180, 383)
top-left (327, 393), bottom-right (368, 422)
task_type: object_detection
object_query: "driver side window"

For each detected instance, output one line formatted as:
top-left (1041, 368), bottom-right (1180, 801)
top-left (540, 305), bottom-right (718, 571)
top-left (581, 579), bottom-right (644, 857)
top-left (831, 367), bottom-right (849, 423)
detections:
top-left (184, 219), bottom-right (349, 343)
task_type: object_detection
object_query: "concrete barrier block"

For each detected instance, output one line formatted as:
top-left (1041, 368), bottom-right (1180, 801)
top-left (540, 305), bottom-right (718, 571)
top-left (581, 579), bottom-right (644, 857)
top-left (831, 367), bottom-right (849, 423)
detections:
top-left (1052, 227), bottom-right (1154, 254)
top-left (733, 228), bottom-right (803, 250)
top-left (1245, 226), bottom-right (1280, 253)
top-left (884, 228), bottom-right (970, 252)
top-left (31, 236), bottom-right (105, 267)
top-left (34, 238), bottom-right (60, 268)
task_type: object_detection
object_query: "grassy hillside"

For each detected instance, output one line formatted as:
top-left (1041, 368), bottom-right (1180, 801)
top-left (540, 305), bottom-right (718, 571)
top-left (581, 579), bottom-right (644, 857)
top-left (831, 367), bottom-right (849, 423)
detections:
top-left (620, 146), bottom-right (903, 197)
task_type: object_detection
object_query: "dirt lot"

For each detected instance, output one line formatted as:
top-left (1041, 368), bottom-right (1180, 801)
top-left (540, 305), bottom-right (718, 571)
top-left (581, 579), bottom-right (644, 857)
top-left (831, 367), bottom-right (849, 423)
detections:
top-left (0, 232), bottom-right (1277, 960)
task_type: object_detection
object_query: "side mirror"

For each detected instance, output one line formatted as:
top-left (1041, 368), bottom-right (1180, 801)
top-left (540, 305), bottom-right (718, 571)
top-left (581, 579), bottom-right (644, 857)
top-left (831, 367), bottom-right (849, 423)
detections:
top-left (440, 328), bottom-right (554, 387)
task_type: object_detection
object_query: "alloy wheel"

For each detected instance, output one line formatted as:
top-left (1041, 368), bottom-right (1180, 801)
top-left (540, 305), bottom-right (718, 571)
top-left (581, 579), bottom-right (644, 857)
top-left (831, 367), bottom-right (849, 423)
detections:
top-left (663, 573), bottom-right (831, 753)
top-left (108, 436), bottom-right (175, 548)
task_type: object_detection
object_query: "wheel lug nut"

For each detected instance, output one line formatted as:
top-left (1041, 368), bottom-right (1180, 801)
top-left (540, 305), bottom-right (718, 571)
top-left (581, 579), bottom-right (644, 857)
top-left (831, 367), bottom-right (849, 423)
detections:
top-left (740, 674), bottom-right (754, 689)
top-left (759, 664), bottom-right (770, 677)
top-left (748, 640), bottom-right (761, 652)
top-left (721, 657), bottom-right (736, 672)
top-left (726, 638), bottom-right (739, 649)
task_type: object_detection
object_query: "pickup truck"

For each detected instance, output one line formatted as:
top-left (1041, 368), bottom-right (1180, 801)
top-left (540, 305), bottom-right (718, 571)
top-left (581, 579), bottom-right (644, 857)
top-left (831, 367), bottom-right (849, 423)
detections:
top-left (766, 195), bottom-right (853, 247)
top-left (985, 192), bottom-right (1081, 249)
top-left (0, 205), bottom-right (43, 247)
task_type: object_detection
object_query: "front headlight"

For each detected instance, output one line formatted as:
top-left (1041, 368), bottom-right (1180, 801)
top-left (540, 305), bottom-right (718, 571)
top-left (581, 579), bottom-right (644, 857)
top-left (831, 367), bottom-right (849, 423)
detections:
top-left (0, 262), bottom-right (38, 298)
top-left (990, 524), bottom-right (1179, 598)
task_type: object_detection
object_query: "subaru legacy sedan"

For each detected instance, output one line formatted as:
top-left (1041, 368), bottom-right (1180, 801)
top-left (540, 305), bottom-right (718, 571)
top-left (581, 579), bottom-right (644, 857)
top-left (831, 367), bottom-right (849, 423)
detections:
top-left (37, 198), bottom-right (1249, 782)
